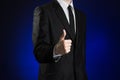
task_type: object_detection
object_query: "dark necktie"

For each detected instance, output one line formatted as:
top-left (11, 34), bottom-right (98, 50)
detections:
top-left (68, 5), bottom-right (75, 36)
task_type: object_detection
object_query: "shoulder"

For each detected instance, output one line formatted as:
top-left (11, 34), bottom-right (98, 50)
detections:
top-left (34, 1), bottom-right (53, 14)
top-left (75, 8), bottom-right (86, 18)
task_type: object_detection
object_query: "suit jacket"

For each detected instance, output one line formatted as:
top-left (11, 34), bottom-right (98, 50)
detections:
top-left (32, 0), bottom-right (87, 80)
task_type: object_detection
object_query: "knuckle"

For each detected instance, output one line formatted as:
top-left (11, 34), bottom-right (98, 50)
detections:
top-left (69, 40), bottom-right (72, 42)
top-left (65, 40), bottom-right (67, 42)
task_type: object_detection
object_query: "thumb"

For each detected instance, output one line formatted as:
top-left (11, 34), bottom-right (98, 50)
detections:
top-left (60, 29), bottom-right (66, 41)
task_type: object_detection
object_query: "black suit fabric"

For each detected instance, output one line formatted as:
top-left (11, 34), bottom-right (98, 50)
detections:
top-left (32, 0), bottom-right (87, 80)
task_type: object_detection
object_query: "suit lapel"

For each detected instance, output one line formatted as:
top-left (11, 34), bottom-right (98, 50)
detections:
top-left (52, 0), bottom-right (74, 40)
top-left (75, 9), bottom-right (83, 46)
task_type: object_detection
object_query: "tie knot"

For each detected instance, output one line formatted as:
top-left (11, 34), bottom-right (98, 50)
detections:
top-left (68, 5), bottom-right (72, 10)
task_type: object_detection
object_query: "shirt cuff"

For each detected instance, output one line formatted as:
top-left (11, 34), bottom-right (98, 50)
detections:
top-left (53, 46), bottom-right (62, 62)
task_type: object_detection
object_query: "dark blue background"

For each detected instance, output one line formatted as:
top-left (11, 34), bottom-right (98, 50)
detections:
top-left (1, 0), bottom-right (120, 80)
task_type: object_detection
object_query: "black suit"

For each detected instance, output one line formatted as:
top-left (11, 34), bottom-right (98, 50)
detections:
top-left (32, 0), bottom-right (87, 80)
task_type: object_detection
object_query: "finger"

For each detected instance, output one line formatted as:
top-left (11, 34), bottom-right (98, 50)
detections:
top-left (64, 42), bottom-right (72, 47)
top-left (59, 29), bottom-right (66, 41)
top-left (65, 44), bottom-right (72, 47)
top-left (65, 50), bottom-right (71, 53)
top-left (64, 40), bottom-right (72, 43)
top-left (65, 43), bottom-right (72, 46)
top-left (65, 47), bottom-right (71, 50)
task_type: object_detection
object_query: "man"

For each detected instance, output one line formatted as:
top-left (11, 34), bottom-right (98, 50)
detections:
top-left (32, 0), bottom-right (87, 80)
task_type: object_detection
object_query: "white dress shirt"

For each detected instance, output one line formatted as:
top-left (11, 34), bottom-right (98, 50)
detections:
top-left (53, 0), bottom-right (76, 61)
top-left (57, 0), bottom-right (76, 31)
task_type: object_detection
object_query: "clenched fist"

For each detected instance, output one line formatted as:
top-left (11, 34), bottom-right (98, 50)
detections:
top-left (55, 29), bottom-right (72, 55)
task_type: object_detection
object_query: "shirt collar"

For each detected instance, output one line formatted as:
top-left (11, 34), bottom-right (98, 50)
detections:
top-left (57, 0), bottom-right (74, 9)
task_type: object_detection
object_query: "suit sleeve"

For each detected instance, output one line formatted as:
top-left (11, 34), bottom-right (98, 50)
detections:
top-left (82, 13), bottom-right (88, 79)
top-left (83, 13), bottom-right (86, 66)
top-left (32, 6), bottom-right (55, 63)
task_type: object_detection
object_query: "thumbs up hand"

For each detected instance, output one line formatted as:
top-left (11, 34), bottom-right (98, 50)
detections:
top-left (54, 29), bottom-right (72, 55)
